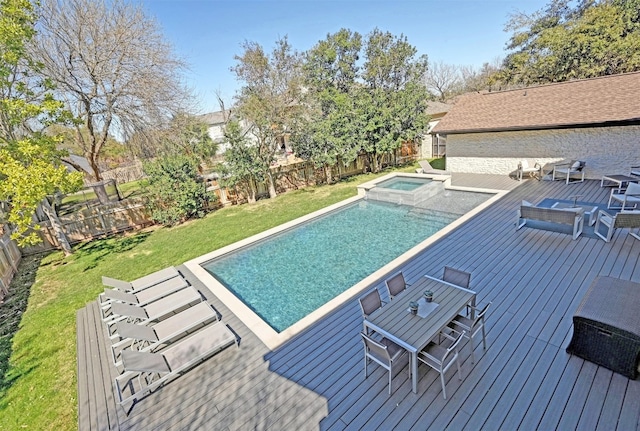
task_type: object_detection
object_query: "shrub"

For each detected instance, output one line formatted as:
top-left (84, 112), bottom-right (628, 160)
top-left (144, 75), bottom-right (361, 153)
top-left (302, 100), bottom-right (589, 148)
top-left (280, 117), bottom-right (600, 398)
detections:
top-left (143, 155), bottom-right (213, 225)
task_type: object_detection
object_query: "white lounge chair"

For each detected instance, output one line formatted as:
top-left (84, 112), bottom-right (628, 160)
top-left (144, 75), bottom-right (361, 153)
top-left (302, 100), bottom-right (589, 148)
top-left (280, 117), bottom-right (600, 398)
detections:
top-left (115, 321), bottom-right (238, 409)
top-left (110, 301), bottom-right (219, 365)
top-left (102, 267), bottom-right (181, 291)
top-left (416, 160), bottom-right (451, 176)
top-left (102, 286), bottom-right (203, 334)
top-left (99, 276), bottom-right (189, 315)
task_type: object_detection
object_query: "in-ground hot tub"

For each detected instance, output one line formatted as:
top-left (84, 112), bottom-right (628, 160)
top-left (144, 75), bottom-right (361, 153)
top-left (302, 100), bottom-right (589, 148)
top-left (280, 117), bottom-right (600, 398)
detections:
top-left (360, 174), bottom-right (445, 206)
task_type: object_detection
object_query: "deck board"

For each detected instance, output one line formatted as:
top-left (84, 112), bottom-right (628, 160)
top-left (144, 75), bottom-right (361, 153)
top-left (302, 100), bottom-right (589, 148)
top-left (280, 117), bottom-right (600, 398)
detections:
top-left (77, 176), bottom-right (640, 431)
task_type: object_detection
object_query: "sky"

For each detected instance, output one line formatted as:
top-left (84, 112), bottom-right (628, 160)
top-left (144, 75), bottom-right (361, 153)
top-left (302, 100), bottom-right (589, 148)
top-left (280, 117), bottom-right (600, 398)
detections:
top-left (143, 0), bottom-right (550, 114)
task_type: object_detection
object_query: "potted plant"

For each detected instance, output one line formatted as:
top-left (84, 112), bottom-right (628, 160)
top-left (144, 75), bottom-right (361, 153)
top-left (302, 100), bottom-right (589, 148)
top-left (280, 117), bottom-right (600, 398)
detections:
top-left (424, 290), bottom-right (434, 302)
top-left (409, 301), bottom-right (419, 315)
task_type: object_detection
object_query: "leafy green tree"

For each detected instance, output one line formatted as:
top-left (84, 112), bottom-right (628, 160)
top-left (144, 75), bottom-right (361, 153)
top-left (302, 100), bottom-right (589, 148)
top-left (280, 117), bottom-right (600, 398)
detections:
top-left (502, 0), bottom-right (640, 84)
top-left (143, 155), bottom-right (211, 225)
top-left (295, 29), bottom-right (363, 183)
top-left (231, 37), bottom-right (305, 198)
top-left (219, 120), bottom-right (264, 203)
top-left (0, 0), bottom-right (82, 253)
top-left (153, 113), bottom-right (218, 173)
top-left (298, 28), bottom-right (429, 176)
top-left (360, 29), bottom-right (429, 172)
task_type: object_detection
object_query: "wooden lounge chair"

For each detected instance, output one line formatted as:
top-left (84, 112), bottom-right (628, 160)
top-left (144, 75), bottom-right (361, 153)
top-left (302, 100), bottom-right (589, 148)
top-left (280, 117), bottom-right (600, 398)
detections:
top-left (607, 182), bottom-right (640, 210)
top-left (594, 210), bottom-right (640, 242)
top-left (115, 321), bottom-right (238, 410)
top-left (102, 266), bottom-right (181, 291)
top-left (110, 301), bottom-right (219, 365)
top-left (416, 160), bottom-right (451, 176)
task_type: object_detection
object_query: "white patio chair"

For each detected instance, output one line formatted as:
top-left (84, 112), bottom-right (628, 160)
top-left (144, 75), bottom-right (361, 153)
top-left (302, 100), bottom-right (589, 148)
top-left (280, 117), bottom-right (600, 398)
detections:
top-left (517, 160), bottom-right (541, 181)
top-left (608, 182), bottom-right (640, 210)
top-left (552, 160), bottom-right (586, 184)
top-left (417, 329), bottom-right (465, 399)
top-left (594, 210), bottom-right (640, 242)
top-left (360, 332), bottom-right (408, 395)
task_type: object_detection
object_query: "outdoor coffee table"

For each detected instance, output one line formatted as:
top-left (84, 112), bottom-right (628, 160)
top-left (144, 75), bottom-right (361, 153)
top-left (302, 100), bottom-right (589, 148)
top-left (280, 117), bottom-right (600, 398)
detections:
top-left (551, 201), bottom-right (599, 226)
top-left (601, 174), bottom-right (639, 188)
top-left (363, 275), bottom-right (476, 393)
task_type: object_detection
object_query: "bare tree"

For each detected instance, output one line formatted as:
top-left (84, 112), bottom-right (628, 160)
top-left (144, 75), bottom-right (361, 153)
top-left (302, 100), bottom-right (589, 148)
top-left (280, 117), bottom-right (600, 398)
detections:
top-left (424, 61), bottom-right (460, 102)
top-left (32, 0), bottom-right (191, 203)
top-left (231, 37), bottom-right (305, 199)
top-left (459, 57), bottom-right (504, 93)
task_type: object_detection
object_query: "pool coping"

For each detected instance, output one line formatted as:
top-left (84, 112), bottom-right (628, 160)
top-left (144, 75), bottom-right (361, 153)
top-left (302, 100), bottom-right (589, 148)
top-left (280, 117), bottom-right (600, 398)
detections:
top-left (185, 181), bottom-right (508, 351)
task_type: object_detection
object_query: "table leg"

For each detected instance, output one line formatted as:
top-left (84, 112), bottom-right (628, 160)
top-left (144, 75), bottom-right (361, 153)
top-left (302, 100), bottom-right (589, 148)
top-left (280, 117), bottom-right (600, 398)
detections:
top-left (411, 352), bottom-right (418, 393)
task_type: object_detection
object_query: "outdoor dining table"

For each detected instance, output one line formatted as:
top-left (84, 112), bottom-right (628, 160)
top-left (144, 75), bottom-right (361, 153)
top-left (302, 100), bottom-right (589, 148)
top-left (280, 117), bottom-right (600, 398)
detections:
top-left (364, 275), bottom-right (476, 393)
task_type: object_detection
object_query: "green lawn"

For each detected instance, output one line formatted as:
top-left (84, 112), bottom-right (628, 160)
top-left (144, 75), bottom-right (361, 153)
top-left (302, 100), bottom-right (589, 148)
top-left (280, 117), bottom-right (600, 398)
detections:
top-left (0, 164), bottom-right (422, 430)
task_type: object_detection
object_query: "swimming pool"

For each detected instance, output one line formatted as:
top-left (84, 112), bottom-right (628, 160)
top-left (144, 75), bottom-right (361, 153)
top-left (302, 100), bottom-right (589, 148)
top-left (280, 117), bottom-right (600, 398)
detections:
top-left (202, 199), bottom-right (458, 332)
top-left (186, 176), bottom-right (506, 349)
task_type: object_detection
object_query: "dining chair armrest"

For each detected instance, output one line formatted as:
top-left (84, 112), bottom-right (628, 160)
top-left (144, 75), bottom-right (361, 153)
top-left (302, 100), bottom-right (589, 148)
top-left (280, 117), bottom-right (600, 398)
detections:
top-left (439, 326), bottom-right (461, 344)
top-left (463, 303), bottom-right (481, 317)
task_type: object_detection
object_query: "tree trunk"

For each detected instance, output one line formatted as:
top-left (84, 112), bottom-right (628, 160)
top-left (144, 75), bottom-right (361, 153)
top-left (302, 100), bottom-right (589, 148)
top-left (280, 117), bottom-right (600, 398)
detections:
top-left (266, 171), bottom-right (277, 199)
top-left (324, 163), bottom-right (333, 185)
top-left (247, 178), bottom-right (257, 204)
top-left (40, 198), bottom-right (73, 256)
top-left (92, 182), bottom-right (111, 205)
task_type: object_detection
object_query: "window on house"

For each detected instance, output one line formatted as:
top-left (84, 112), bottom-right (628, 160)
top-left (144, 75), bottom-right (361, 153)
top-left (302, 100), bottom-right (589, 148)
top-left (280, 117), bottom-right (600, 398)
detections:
top-left (432, 134), bottom-right (446, 157)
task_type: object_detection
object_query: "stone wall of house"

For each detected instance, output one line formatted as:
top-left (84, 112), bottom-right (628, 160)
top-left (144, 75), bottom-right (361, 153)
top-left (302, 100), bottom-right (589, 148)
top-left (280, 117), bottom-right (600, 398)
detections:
top-left (445, 125), bottom-right (640, 179)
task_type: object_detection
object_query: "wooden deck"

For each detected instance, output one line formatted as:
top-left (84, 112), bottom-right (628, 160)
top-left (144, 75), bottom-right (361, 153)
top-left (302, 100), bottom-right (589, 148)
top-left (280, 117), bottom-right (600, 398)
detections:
top-left (77, 175), bottom-right (640, 430)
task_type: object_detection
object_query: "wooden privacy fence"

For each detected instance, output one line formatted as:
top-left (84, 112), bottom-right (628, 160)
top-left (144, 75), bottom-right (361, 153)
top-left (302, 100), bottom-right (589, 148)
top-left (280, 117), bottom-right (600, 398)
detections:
top-left (0, 230), bottom-right (21, 300)
top-left (27, 198), bottom-right (154, 253)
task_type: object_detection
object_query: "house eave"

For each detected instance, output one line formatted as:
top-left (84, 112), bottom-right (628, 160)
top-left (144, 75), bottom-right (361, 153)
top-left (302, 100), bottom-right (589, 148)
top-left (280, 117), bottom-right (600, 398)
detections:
top-left (434, 118), bottom-right (640, 135)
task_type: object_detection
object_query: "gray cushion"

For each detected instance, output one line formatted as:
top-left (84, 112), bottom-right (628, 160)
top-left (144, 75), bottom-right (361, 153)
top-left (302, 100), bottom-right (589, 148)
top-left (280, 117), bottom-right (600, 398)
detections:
top-left (122, 350), bottom-right (170, 373)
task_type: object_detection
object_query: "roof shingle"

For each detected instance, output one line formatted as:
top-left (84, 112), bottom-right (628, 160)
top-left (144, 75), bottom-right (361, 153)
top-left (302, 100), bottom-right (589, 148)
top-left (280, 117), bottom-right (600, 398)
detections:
top-left (432, 72), bottom-right (640, 134)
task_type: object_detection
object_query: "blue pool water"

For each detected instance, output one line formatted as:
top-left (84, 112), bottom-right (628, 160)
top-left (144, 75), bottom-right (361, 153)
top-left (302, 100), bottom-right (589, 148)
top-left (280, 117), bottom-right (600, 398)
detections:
top-left (376, 177), bottom-right (431, 191)
top-left (203, 199), bottom-right (459, 332)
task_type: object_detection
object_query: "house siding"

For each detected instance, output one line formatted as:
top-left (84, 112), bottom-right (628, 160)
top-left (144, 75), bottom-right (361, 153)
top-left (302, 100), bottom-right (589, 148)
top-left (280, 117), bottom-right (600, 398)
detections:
top-left (446, 125), bottom-right (640, 178)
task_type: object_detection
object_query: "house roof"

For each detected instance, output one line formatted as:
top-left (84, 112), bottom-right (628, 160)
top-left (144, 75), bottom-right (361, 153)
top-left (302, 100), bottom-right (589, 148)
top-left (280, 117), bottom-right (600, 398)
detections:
top-left (432, 72), bottom-right (640, 134)
top-left (425, 101), bottom-right (452, 116)
top-left (198, 110), bottom-right (231, 126)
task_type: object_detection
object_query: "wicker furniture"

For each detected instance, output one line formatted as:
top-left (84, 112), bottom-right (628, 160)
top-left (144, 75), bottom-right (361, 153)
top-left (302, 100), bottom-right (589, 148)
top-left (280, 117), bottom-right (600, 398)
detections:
top-left (516, 201), bottom-right (584, 240)
top-left (594, 210), bottom-right (640, 242)
top-left (566, 276), bottom-right (640, 379)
